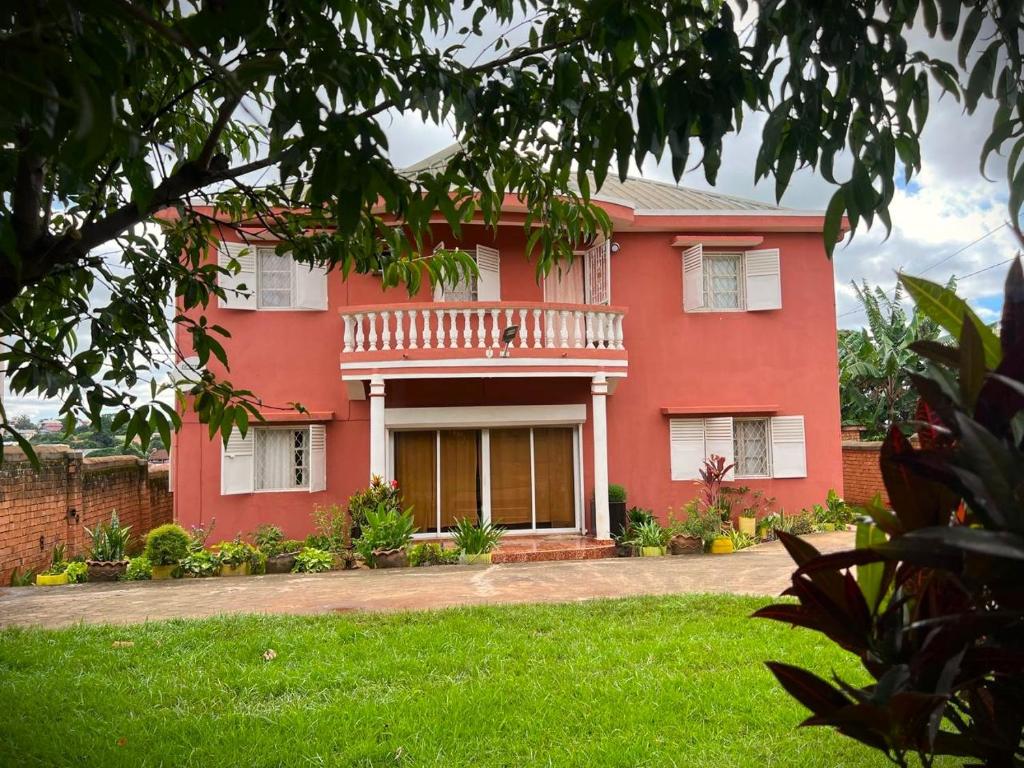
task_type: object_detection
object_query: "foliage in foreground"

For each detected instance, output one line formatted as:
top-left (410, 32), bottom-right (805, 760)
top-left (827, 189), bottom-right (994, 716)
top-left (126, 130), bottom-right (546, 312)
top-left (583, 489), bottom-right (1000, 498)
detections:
top-left (0, 596), bottom-right (894, 767)
top-left (757, 259), bottom-right (1024, 767)
top-left (2, 1), bottom-right (1023, 462)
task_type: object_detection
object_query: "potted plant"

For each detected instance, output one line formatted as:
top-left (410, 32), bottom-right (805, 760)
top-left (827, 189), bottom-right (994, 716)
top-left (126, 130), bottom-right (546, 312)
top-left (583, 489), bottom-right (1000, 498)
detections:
top-left (144, 523), bottom-right (190, 579)
top-left (121, 555), bottom-right (153, 581)
top-left (64, 561), bottom-right (88, 583)
top-left (451, 518), bottom-right (505, 564)
top-left (215, 539), bottom-right (255, 577)
top-left (667, 504), bottom-right (705, 554)
top-left (630, 519), bottom-right (669, 556)
top-left (84, 511), bottom-right (132, 581)
top-left (179, 549), bottom-right (219, 578)
top-left (35, 564), bottom-right (69, 586)
top-left (737, 511), bottom-right (757, 537)
top-left (354, 502), bottom-right (416, 568)
top-left (255, 525), bottom-right (301, 574)
top-left (608, 484), bottom-right (628, 539)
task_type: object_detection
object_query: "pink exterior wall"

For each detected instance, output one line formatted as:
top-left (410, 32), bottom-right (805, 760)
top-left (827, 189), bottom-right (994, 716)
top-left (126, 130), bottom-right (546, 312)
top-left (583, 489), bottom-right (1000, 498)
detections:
top-left (174, 216), bottom-right (842, 539)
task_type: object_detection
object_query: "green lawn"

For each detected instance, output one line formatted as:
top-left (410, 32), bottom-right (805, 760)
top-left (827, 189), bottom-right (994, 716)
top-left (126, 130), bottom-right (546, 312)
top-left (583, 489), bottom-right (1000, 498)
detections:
top-left (0, 595), bottom-right (891, 767)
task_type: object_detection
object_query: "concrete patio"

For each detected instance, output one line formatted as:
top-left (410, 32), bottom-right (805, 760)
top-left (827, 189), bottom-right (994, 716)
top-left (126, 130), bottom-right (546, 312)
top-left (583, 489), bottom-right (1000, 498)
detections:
top-left (0, 532), bottom-right (854, 630)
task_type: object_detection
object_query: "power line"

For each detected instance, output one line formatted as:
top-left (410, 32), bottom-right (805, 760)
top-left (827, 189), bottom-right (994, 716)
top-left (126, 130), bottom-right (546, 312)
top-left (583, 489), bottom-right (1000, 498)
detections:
top-left (837, 223), bottom-right (1013, 320)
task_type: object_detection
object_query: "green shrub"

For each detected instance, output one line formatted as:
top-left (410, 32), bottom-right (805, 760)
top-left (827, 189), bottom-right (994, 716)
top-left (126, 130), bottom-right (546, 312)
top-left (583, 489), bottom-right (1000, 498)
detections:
top-left (122, 556), bottom-right (152, 581)
top-left (144, 524), bottom-right (190, 565)
top-left (810, 489), bottom-right (856, 528)
top-left (628, 519), bottom-right (670, 548)
top-left (214, 539), bottom-right (262, 571)
top-left (279, 538), bottom-right (304, 554)
top-left (354, 503), bottom-right (417, 564)
top-left (84, 510), bottom-right (132, 561)
top-left (311, 504), bottom-right (349, 551)
top-left (180, 550), bottom-right (218, 577)
top-left (64, 561), bottom-right (88, 583)
top-left (253, 524), bottom-right (284, 554)
top-left (8, 568), bottom-right (37, 587)
top-left (450, 518), bottom-right (505, 555)
top-left (292, 548), bottom-right (333, 573)
top-left (347, 475), bottom-right (402, 530)
top-left (408, 542), bottom-right (459, 567)
top-left (728, 529), bottom-right (756, 550)
top-left (304, 533), bottom-right (332, 551)
top-left (608, 484), bottom-right (627, 503)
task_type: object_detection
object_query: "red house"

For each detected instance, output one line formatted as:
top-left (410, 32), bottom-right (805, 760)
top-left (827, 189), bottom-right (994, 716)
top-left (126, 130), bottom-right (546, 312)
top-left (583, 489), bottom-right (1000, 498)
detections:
top-left (172, 147), bottom-right (843, 542)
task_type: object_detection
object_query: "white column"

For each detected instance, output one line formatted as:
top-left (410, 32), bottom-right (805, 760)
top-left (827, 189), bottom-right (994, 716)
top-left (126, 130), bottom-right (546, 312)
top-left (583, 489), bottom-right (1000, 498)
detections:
top-left (369, 375), bottom-right (386, 480)
top-left (591, 373), bottom-right (610, 540)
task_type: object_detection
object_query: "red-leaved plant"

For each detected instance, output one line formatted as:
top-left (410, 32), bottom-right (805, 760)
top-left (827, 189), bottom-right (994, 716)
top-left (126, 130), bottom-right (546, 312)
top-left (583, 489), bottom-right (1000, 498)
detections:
top-left (754, 258), bottom-right (1024, 768)
top-left (699, 454), bottom-right (735, 518)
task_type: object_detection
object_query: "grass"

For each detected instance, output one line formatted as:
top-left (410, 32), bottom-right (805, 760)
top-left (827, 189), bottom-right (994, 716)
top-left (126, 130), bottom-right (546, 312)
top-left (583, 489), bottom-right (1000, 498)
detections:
top-left (0, 595), bottom-right (893, 767)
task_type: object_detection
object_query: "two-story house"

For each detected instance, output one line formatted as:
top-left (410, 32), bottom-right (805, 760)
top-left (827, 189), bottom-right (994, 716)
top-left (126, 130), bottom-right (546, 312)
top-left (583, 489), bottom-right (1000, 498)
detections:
top-left (171, 145), bottom-right (843, 543)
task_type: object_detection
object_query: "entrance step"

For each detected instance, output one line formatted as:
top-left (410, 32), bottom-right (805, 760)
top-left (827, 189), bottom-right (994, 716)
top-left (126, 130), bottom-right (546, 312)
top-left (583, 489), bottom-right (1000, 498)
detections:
top-left (491, 535), bottom-right (616, 564)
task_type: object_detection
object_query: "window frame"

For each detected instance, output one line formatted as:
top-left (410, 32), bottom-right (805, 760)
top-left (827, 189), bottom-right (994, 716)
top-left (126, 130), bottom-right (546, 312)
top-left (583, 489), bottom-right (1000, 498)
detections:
top-left (254, 427), bottom-right (310, 493)
top-left (701, 251), bottom-right (746, 311)
top-left (255, 246), bottom-right (296, 310)
top-left (733, 417), bottom-right (772, 479)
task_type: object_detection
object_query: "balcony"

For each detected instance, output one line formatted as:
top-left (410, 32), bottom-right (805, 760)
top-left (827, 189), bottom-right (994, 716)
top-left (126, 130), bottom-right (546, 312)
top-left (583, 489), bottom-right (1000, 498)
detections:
top-left (338, 301), bottom-right (627, 388)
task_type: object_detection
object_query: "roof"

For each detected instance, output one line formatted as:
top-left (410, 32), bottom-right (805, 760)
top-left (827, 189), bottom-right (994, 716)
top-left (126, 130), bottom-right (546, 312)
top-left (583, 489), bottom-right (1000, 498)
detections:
top-left (401, 143), bottom-right (787, 214)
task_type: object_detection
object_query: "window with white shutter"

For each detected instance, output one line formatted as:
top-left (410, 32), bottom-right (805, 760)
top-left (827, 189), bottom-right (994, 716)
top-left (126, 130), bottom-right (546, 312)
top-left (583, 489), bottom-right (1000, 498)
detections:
top-left (437, 245), bottom-right (500, 302)
top-left (221, 425), bottom-right (328, 494)
top-left (216, 241), bottom-right (327, 311)
top-left (670, 415), bottom-right (806, 480)
top-left (682, 246), bottom-right (782, 312)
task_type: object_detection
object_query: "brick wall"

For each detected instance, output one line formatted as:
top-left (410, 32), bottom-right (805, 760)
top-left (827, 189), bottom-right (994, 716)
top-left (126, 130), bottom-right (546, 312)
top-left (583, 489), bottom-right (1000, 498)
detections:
top-left (841, 441), bottom-right (890, 507)
top-left (0, 446), bottom-right (173, 583)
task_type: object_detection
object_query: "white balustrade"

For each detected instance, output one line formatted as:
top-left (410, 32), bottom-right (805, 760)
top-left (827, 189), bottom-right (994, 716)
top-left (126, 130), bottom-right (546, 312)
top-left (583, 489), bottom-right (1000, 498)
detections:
top-left (340, 303), bottom-right (626, 354)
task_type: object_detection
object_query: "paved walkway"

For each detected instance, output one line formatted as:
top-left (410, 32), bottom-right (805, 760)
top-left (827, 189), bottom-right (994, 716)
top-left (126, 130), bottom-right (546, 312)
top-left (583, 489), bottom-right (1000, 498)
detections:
top-left (0, 532), bottom-right (854, 629)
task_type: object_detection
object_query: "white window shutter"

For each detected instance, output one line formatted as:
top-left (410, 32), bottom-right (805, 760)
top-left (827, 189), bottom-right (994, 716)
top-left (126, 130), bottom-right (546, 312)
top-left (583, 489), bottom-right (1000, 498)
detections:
top-left (293, 260), bottom-right (329, 310)
top-left (476, 245), bottom-right (501, 301)
top-left (771, 415), bottom-right (807, 478)
top-left (217, 242), bottom-right (258, 310)
top-left (308, 424), bottom-right (326, 492)
top-left (669, 418), bottom-right (705, 481)
top-left (682, 244), bottom-right (704, 312)
top-left (221, 430), bottom-right (255, 495)
top-left (744, 248), bottom-right (782, 311)
top-left (432, 241), bottom-right (446, 301)
top-left (703, 416), bottom-right (735, 480)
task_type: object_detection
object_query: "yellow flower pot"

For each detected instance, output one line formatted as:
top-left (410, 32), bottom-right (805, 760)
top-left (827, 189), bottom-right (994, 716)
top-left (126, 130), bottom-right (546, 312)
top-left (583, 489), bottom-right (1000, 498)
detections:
top-left (220, 563), bottom-right (250, 577)
top-left (738, 517), bottom-right (757, 537)
top-left (35, 572), bottom-right (69, 586)
top-left (459, 552), bottom-right (492, 565)
top-left (640, 546), bottom-right (666, 557)
top-left (151, 564), bottom-right (176, 580)
top-left (710, 537), bottom-right (734, 555)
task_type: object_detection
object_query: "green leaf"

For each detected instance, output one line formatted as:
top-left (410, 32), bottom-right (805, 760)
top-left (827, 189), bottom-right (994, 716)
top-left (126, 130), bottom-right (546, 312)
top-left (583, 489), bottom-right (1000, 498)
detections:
top-left (823, 189), bottom-right (846, 258)
top-left (899, 273), bottom-right (1001, 368)
top-left (855, 521), bottom-right (888, 612)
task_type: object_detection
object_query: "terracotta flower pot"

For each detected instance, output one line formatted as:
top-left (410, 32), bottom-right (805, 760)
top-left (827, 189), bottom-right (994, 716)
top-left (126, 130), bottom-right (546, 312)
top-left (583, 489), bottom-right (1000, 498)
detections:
top-left (458, 552), bottom-right (492, 565)
top-left (36, 573), bottom-right (69, 586)
top-left (669, 535), bottom-right (703, 555)
top-left (150, 564), bottom-right (176, 580)
top-left (86, 560), bottom-right (128, 582)
top-left (265, 553), bottom-right (297, 574)
top-left (220, 562), bottom-right (250, 577)
top-left (710, 537), bottom-right (734, 555)
top-left (372, 548), bottom-right (408, 569)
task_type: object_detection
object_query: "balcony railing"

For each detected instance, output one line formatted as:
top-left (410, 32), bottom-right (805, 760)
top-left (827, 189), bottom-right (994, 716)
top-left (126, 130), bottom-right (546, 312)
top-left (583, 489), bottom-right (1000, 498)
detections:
top-left (340, 301), bottom-right (625, 354)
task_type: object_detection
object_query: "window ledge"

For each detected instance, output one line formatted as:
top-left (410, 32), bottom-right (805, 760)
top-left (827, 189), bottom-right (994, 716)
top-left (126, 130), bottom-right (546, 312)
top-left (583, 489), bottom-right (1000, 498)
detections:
top-left (255, 410), bottom-right (334, 423)
top-left (661, 405), bottom-right (778, 416)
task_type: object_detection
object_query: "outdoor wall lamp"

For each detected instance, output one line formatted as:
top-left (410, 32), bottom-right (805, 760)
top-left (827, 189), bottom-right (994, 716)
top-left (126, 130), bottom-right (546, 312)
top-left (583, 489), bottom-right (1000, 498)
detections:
top-left (500, 325), bottom-right (519, 358)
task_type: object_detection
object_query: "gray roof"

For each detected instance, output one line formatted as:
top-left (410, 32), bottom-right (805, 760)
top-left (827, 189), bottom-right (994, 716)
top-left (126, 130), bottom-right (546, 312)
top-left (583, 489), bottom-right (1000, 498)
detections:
top-left (402, 143), bottom-right (786, 213)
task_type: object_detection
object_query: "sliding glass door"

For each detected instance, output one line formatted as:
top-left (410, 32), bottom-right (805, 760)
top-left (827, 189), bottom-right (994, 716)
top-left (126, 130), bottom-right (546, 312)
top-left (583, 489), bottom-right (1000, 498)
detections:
top-left (391, 426), bottom-right (579, 535)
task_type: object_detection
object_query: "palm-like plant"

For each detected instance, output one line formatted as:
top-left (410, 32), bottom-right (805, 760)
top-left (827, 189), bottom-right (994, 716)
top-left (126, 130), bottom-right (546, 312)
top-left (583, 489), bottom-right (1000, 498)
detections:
top-left (451, 518), bottom-right (505, 555)
top-left (838, 279), bottom-right (948, 438)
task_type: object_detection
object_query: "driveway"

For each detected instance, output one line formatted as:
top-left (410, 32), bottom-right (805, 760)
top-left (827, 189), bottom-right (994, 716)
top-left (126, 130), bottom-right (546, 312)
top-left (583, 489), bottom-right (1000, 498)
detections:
top-left (0, 532), bottom-right (853, 630)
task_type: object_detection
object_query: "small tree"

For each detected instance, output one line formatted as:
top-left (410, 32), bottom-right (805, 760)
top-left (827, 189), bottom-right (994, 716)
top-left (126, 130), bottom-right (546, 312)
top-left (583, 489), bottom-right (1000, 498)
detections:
top-left (838, 280), bottom-right (946, 438)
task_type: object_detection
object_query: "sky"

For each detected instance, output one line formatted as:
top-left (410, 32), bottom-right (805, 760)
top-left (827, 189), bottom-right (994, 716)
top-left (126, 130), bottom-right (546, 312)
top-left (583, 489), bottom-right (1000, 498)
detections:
top-left (4, 18), bottom-right (1019, 421)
